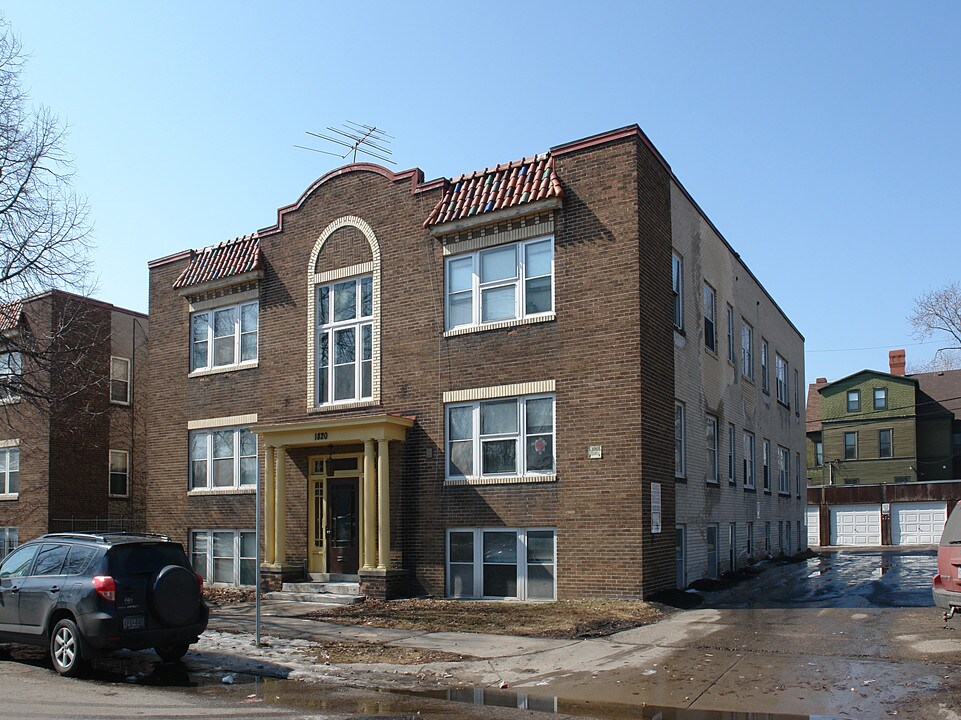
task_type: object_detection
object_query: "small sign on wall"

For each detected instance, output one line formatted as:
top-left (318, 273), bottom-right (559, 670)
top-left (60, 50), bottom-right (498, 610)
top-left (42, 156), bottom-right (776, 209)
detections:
top-left (588, 445), bottom-right (603, 459)
top-left (651, 482), bottom-right (662, 534)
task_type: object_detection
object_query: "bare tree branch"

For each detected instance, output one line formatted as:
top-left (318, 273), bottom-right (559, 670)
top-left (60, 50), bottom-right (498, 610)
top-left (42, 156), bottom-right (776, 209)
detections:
top-left (908, 281), bottom-right (961, 363)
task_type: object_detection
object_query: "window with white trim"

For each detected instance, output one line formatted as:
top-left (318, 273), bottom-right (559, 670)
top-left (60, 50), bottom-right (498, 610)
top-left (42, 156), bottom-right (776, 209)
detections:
top-left (110, 357), bottom-right (130, 404)
top-left (109, 450), bottom-right (129, 497)
top-left (189, 427), bottom-right (257, 490)
top-left (706, 415), bottom-right (718, 484)
top-left (315, 275), bottom-right (373, 405)
top-left (672, 252), bottom-right (683, 330)
top-left (0, 527), bottom-right (17, 557)
top-left (795, 451), bottom-right (802, 495)
top-left (742, 431), bottom-right (755, 488)
top-left (762, 438), bottom-right (771, 491)
top-left (703, 283), bottom-right (716, 352)
top-left (447, 528), bottom-right (555, 600)
top-left (446, 238), bottom-right (553, 332)
top-left (190, 530), bottom-right (256, 586)
top-left (761, 339), bottom-right (770, 393)
top-left (0, 352), bottom-right (22, 401)
top-left (794, 369), bottom-right (800, 415)
top-left (0, 448), bottom-right (19, 495)
top-left (727, 423), bottom-right (736, 483)
top-left (741, 321), bottom-right (754, 380)
top-left (778, 445), bottom-right (790, 493)
top-left (190, 301), bottom-right (258, 372)
top-left (775, 354), bottom-right (788, 404)
top-left (446, 395), bottom-right (554, 481)
top-left (726, 306), bottom-right (736, 367)
top-left (674, 402), bottom-right (685, 478)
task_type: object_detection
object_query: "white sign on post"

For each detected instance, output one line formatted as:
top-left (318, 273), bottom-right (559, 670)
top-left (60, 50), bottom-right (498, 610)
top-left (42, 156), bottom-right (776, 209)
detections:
top-left (651, 482), bottom-right (662, 534)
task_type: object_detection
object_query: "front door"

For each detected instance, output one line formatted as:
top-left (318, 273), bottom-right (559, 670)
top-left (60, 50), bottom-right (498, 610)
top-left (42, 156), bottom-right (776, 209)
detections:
top-left (308, 480), bottom-right (324, 573)
top-left (326, 478), bottom-right (359, 574)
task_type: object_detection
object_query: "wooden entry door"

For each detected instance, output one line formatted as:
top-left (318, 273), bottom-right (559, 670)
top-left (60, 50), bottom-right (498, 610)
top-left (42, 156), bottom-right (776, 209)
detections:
top-left (307, 480), bottom-right (324, 573)
top-left (326, 478), bottom-right (359, 574)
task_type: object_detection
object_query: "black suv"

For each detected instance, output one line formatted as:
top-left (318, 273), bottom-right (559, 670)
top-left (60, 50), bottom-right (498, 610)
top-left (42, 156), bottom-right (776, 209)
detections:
top-left (0, 532), bottom-right (208, 676)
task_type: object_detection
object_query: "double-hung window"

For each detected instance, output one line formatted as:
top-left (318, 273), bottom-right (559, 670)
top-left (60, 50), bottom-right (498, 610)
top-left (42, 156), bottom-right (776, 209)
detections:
top-left (778, 445), bottom-right (790, 493)
top-left (447, 395), bottom-right (554, 481)
top-left (706, 415), bottom-right (718, 483)
top-left (0, 447), bottom-right (19, 495)
top-left (874, 387), bottom-right (887, 410)
top-left (109, 450), bottom-right (129, 497)
top-left (315, 276), bottom-right (373, 405)
top-left (189, 427), bottom-right (257, 490)
top-left (795, 451), bottom-right (801, 495)
top-left (191, 301), bottom-right (258, 372)
top-left (775, 354), bottom-right (788, 404)
top-left (190, 530), bottom-right (256, 586)
top-left (727, 423), bottom-right (736, 483)
top-left (879, 429), bottom-right (893, 458)
top-left (815, 441), bottom-right (824, 466)
top-left (847, 390), bottom-right (860, 413)
top-left (741, 322), bottom-right (754, 380)
top-left (675, 402), bottom-right (686, 478)
top-left (0, 352), bottom-right (22, 401)
top-left (726, 306), bottom-right (736, 367)
top-left (672, 253), bottom-right (683, 330)
top-left (762, 439), bottom-right (771, 491)
top-left (844, 431), bottom-right (857, 460)
top-left (742, 431), bottom-right (755, 488)
top-left (761, 340), bottom-right (770, 393)
top-left (446, 238), bottom-right (553, 331)
top-left (703, 284), bottom-right (716, 352)
top-left (110, 357), bottom-right (130, 404)
top-left (447, 528), bottom-right (555, 600)
top-left (0, 527), bottom-right (17, 557)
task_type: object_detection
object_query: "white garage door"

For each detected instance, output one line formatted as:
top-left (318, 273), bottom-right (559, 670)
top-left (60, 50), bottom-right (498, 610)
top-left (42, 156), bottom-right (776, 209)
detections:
top-left (830, 505), bottom-right (881, 546)
top-left (892, 501), bottom-right (947, 545)
top-left (806, 506), bottom-right (820, 546)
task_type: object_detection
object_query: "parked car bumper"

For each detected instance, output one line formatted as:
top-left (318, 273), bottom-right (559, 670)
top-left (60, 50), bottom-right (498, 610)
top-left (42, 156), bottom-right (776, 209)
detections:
top-left (932, 576), bottom-right (961, 610)
top-left (78, 605), bottom-right (209, 651)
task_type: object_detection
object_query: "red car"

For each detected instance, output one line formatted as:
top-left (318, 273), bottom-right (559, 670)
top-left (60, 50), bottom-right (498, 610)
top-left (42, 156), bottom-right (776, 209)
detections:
top-left (934, 500), bottom-right (961, 620)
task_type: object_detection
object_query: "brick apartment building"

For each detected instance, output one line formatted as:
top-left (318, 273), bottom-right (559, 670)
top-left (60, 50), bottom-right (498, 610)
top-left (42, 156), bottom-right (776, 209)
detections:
top-left (0, 291), bottom-right (148, 555)
top-left (146, 125), bottom-right (805, 599)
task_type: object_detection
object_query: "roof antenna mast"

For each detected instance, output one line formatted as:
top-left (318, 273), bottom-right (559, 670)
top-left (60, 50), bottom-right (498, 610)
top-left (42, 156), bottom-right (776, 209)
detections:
top-left (295, 121), bottom-right (396, 165)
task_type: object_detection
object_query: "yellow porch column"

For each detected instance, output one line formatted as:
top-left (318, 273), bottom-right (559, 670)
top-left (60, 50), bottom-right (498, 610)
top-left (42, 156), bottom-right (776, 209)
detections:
top-left (264, 445), bottom-right (276, 565)
top-left (363, 440), bottom-right (376, 570)
top-left (377, 439), bottom-right (390, 570)
top-left (274, 445), bottom-right (287, 566)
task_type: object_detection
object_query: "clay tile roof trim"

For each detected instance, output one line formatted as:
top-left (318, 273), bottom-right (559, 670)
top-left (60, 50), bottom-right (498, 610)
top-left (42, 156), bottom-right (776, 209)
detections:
top-left (0, 301), bottom-right (23, 333)
top-left (424, 152), bottom-right (564, 228)
top-left (172, 234), bottom-right (263, 290)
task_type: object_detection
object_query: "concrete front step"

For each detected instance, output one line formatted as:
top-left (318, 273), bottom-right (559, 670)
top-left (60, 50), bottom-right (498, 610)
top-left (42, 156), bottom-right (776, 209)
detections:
top-left (283, 582), bottom-right (360, 595)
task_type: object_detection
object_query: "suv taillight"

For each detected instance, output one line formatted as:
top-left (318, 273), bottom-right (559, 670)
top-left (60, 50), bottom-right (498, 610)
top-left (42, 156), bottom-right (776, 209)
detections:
top-left (195, 572), bottom-right (204, 594)
top-left (93, 575), bottom-right (116, 602)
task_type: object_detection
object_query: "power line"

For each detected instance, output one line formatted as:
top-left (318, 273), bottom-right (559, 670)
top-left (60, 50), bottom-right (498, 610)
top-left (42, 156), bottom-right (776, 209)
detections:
top-left (806, 340), bottom-right (942, 353)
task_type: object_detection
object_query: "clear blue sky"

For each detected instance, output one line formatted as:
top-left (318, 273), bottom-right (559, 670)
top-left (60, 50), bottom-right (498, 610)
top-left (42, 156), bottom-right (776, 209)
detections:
top-left (4, 2), bottom-right (959, 386)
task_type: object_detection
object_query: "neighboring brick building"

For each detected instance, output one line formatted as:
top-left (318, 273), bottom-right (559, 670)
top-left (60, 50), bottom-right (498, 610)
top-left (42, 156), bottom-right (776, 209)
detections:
top-left (0, 290), bottom-right (148, 555)
top-left (146, 125), bottom-right (805, 598)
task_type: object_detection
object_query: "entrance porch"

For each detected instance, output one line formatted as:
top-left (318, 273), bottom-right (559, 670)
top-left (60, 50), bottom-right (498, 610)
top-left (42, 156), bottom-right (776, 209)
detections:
top-left (253, 414), bottom-right (413, 599)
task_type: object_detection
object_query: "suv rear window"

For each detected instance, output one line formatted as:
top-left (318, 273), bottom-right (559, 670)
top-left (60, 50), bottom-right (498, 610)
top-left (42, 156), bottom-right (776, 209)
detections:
top-left (107, 543), bottom-right (189, 576)
top-left (63, 545), bottom-right (99, 576)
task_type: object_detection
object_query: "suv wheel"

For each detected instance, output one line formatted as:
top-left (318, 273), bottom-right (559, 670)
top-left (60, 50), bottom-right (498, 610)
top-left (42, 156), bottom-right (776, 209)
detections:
top-left (155, 641), bottom-right (190, 663)
top-left (50, 618), bottom-right (85, 677)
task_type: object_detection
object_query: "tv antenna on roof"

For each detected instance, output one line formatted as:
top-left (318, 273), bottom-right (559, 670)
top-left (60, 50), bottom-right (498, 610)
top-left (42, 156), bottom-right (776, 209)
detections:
top-left (295, 121), bottom-right (396, 165)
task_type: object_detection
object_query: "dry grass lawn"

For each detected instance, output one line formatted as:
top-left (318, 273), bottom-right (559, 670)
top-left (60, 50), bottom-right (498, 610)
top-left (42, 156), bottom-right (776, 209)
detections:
top-left (306, 598), bottom-right (662, 639)
top-left (298, 641), bottom-right (470, 665)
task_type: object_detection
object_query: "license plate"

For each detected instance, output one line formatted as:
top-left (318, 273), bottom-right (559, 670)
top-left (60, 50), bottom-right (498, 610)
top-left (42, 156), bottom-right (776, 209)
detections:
top-left (122, 615), bottom-right (145, 631)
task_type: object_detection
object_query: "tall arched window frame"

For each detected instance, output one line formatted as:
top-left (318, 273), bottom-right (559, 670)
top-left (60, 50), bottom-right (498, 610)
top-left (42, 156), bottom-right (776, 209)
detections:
top-left (306, 216), bottom-right (381, 410)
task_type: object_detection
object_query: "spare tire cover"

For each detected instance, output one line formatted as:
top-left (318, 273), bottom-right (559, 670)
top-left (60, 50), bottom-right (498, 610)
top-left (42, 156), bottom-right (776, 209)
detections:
top-left (150, 565), bottom-right (200, 627)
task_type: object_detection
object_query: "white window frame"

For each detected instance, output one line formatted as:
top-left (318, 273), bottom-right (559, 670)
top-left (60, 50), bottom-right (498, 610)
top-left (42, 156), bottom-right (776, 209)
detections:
top-left (672, 252), bottom-right (683, 330)
top-left (190, 529), bottom-right (256, 587)
top-left (762, 438), bottom-right (771, 491)
top-left (778, 445), bottom-right (790, 494)
top-left (761, 339), bottom-right (770, 393)
top-left (0, 351), bottom-right (22, 403)
top-left (675, 401), bottom-right (686, 478)
top-left (726, 305), bottom-right (736, 367)
top-left (706, 415), bottom-right (718, 484)
top-left (741, 321), bottom-right (754, 380)
top-left (314, 275), bottom-right (373, 406)
top-left (446, 237), bottom-right (554, 332)
top-left (775, 354), bottom-right (788, 404)
top-left (110, 356), bottom-right (131, 405)
top-left (743, 431), bottom-right (756, 489)
top-left (446, 527), bottom-right (556, 601)
top-left (727, 423), bottom-right (736, 483)
top-left (795, 451), bottom-right (802, 496)
top-left (0, 447), bottom-right (19, 497)
top-left (794, 369), bottom-right (800, 415)
top-left (190, 300), bottom-right (258, 373)
top-left (703, 283), bottom-right (716, 352)
top-left (108, 449), bottom-right (129, 498)
top-left (189, 426), bottom-right (258, 491)
top-left (445, 394), bottom-right (555, 482)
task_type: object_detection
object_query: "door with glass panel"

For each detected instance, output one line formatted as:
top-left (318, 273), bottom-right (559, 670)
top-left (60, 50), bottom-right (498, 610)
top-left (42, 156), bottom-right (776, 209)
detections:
top-left (308, 480), bottom-right (324, 573)
top-left (326, 478), bottom-right (358, 574)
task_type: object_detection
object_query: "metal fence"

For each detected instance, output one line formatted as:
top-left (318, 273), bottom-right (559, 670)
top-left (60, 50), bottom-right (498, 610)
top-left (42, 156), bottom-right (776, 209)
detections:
top-left (48, 516), bottom-right (145, 534)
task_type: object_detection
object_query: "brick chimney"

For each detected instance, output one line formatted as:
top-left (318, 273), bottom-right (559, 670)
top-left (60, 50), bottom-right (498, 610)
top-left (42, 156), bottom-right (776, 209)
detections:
top-left (889, 349), bottom-right (906, 376)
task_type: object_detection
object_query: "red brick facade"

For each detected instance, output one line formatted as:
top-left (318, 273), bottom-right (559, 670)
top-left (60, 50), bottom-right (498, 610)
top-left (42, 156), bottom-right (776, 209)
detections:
top-left (145, 127), bottom-right (754, 599)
